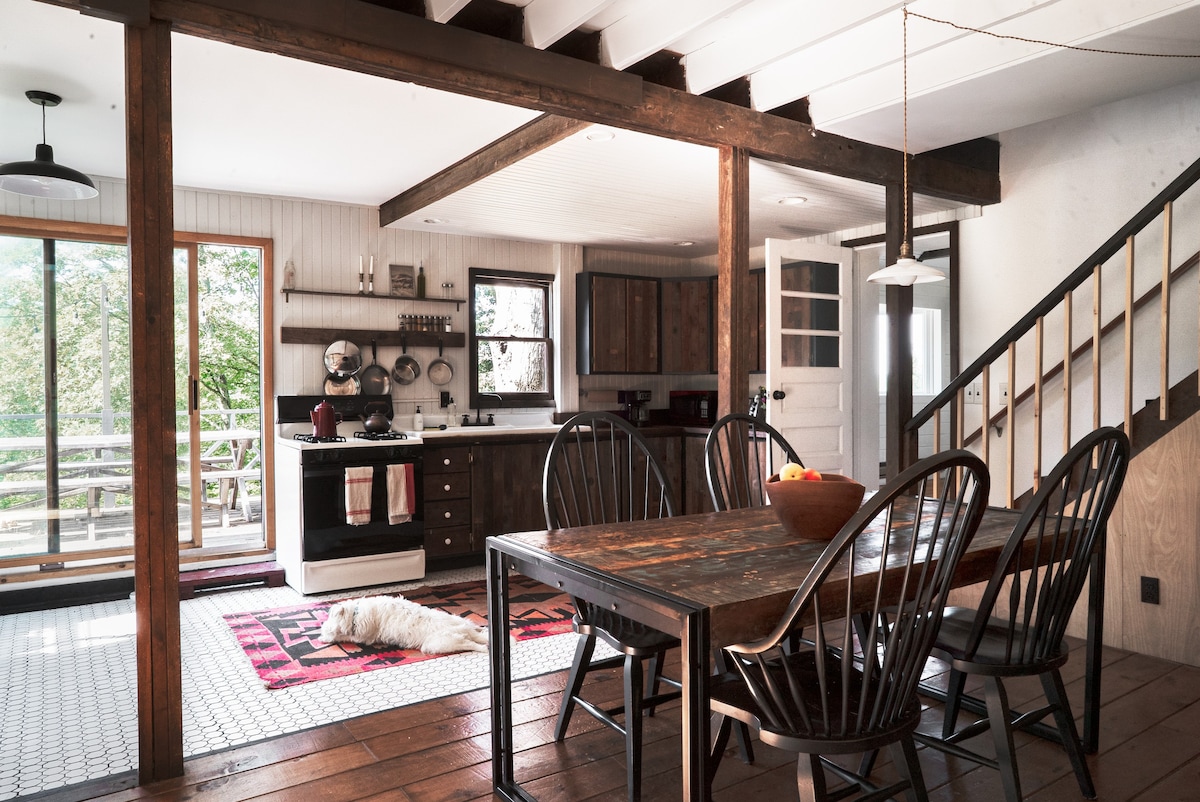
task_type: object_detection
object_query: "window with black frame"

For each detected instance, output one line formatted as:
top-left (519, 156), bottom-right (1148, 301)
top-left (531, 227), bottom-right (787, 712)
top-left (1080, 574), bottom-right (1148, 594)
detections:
top-left (469, 268), bottom-right (555, 410)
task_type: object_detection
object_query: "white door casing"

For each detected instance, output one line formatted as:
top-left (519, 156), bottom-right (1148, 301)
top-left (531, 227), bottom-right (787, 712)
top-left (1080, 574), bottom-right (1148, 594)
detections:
top-left (764, 239), bottom-right (854, 477)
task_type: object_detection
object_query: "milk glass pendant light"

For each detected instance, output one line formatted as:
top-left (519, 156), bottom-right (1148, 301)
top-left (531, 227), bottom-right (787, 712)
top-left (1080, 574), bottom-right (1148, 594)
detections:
top-left (868, 9), bottom-right (944, 286)
top-left (0, 90), bottom-right (98, 200)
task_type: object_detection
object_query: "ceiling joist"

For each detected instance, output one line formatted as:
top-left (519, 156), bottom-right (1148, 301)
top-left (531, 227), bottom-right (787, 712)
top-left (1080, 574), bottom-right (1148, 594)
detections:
top-left (380, 113), bottom-right (591, 225)
top-left (146, 0), bottom-right (997, 204)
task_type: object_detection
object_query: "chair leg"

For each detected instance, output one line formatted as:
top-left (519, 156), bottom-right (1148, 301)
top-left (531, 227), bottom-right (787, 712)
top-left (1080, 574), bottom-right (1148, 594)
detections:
top-left (888, 736), bottom-right (930, 802)
top-left (623, 653), bottom-right (645, 802)
top-left (795, 753), bottom-right (827, 802)
top-left (1042, 670), bottom-right (1097, 799)
top-left (709, 713), bottom-right (733, 786)
top-left (646, 650), bottom-right (663, 717)
top-left (942, 668), bottom-right (967, 738)
top-left (554, 633), bottom-right (597, 741)
top-left (983, 675), bottom-right (1022, 802)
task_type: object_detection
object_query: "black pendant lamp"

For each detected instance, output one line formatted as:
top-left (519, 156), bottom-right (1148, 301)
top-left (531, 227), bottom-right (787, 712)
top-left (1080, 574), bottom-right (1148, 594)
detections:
top-left (0, 90), bottom-right (98, 200)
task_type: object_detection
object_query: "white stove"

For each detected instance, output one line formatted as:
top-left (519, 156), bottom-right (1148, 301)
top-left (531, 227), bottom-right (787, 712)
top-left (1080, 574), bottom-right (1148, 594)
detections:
top-left (275, 395), bottom-right (426, 594)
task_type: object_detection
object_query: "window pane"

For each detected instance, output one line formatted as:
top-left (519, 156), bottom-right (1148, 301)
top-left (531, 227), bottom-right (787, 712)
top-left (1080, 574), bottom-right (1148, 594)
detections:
top-left (781, 334), bottom-right (839, 368)
top-left (781, 259), bottom-right (839, 294)
top-left (478, 339), bottom-right (548, 393)
top-left (781, 296), bottom-right (839, 332)
top-left (475, 282), bottom-right (546, 337)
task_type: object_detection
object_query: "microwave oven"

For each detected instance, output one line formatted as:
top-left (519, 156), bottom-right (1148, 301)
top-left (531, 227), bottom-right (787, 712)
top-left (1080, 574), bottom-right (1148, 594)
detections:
top-left (668, 390), bottom-right (719, 426)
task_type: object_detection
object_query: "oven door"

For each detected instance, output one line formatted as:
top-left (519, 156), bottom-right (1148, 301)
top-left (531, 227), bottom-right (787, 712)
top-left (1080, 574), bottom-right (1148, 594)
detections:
top-left (300, 460), bottom-right (424, 561)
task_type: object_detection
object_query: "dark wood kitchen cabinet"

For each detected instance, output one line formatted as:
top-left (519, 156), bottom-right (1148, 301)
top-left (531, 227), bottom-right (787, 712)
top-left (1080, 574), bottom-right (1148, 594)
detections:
top-left (470, 439), bottom-right (550, 544)
top-left (423, 445), bottom-right (473, 558)
top-left (661, 277), bottom-right (713, 374)
top-left (577, 271), bottom-right (659, 374)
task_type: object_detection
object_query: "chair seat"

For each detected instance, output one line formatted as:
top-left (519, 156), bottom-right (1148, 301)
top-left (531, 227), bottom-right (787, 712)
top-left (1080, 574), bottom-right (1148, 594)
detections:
top-left (576, 604), bottom-right (680, 656)
top-left (935, 607), bottom-right (1069, 674)
top-left (710, 650), bottom-right (923, 755)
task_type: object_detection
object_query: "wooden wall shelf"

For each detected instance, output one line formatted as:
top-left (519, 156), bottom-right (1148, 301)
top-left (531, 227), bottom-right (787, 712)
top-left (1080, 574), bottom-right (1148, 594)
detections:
top-left (282, 288), bottom-right (466, 310)
top-left (281, 327), bottom-right (466, 349)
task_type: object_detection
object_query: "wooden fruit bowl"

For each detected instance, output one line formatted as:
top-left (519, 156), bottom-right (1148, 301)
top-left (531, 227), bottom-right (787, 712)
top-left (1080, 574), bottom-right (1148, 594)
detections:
top-left (764, 473), bottom-right (866, 540)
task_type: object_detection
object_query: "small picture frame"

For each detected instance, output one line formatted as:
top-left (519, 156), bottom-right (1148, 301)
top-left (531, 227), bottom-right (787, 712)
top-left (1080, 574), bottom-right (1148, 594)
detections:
top-left (389, 264), bottom-right (415, 298)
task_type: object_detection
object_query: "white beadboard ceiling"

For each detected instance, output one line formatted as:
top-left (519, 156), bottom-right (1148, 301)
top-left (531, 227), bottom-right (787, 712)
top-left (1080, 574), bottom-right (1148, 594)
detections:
top-left (4, 0), bottom-right (1200, 256)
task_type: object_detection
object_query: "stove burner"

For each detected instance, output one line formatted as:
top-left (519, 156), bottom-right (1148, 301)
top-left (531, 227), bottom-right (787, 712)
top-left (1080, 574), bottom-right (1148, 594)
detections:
top-left (353, 431), bottom-right (408, 441)
top-left (294, 434), bottom-right (346, 443)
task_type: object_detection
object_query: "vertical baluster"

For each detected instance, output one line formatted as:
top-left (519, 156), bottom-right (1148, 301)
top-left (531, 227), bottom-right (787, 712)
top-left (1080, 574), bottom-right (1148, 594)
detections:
top-left (1033, 317), bottom-right (1043, 493)
top-left (981, 363), bottom-right (990, 472)
top-left (932, 408), bottom-right (942, 495)
top-left (1125, 235), bottom-right (1135, 436)
top-left (955, 386), bottom-right (964, 449)
top-left (1063, 290), bottom-right (1073, 454)
top-left (1161, 201), bottom-right (1172, 421)
top-left (1093, 265), bottom-right (1102, 432)
top-left (1006, 342), bottom-right (1016, 507)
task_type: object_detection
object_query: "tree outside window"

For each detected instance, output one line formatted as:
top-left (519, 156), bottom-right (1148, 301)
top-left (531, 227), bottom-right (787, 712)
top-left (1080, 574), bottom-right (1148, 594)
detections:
top-left (469, 268), bottom-right (554, 409)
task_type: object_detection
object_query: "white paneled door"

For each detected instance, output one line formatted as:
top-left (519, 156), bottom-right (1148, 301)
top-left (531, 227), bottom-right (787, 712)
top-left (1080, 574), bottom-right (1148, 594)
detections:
top-left (764, 239), bottom-right (854, 476)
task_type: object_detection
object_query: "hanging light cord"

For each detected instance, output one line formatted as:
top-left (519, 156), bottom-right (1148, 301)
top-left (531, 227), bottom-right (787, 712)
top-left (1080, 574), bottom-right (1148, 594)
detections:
top-left (39, 102), bottom-right (47, 146)
top-left (901, 7), bottom-right (910, 256)
top-left (908, 9), bottom-right (1200, 59)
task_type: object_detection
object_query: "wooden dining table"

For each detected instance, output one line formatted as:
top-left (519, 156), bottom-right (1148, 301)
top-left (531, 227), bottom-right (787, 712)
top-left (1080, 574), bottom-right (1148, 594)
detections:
top-left (485, 504), bottom-right (1107, 802)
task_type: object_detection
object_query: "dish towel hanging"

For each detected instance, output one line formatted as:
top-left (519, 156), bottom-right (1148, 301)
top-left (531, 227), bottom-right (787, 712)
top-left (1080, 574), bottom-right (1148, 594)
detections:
top-left (387, 463), bottom-right (416, 524)
top-left (345, 466), bottom-right (374, 525)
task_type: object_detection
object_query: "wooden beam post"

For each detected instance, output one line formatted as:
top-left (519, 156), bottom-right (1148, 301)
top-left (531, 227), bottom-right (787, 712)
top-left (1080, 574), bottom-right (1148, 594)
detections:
top-left (884, 181), bottom-right (916, 478)
top-left (716, 145), bottom-right (750, 419)
top-left (126, 17), bottom-right (184, 782)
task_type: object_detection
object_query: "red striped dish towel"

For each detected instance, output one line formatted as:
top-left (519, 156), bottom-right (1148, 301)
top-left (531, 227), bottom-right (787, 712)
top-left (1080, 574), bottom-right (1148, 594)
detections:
top-left (345, 466), bottom-right (374, 525)
top-left (387, 463), bottom-right (416, 524)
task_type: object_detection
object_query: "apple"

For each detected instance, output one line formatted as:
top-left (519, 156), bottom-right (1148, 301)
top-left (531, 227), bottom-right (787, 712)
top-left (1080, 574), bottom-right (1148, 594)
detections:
top-left (801, 468), bottom-right (823, 481)
top-left (779, 462), bottom-right (806, 481)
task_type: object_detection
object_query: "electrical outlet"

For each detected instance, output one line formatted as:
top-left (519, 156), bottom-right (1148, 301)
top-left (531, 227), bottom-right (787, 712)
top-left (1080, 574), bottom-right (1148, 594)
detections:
top-left (964, 382), bottom-right (981, 404)
top-left (999, 382), bottom-right (1009, 403)
top-left (1141, 576), bottom-right (1160, 605)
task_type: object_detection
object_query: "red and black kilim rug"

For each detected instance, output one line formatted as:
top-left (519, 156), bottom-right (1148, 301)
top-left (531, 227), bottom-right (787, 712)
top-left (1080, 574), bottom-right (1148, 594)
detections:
top-left (223, 575), bottom-right (575, 689)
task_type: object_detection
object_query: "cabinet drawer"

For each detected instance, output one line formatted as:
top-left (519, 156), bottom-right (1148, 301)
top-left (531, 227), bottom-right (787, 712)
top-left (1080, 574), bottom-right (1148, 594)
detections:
top-left (425, 447), bottom-right (471, 474)
top-left (424, 525), bottom-right (473, 558)
top-left (424, 471), bottom-right (469, 501)
top-left (425, 498), bottom-right (472, 528)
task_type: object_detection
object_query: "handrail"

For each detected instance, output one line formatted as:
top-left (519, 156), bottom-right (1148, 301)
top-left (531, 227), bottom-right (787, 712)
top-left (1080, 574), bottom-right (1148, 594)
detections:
top-left (907, 152), bottom-right (1200, 433)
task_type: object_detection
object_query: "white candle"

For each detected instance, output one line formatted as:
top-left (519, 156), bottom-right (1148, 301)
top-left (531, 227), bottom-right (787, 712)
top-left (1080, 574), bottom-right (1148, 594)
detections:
top-left (369, 255), bottom-right (374, 276)
top-left (359, 255), bottom-right (363, 275)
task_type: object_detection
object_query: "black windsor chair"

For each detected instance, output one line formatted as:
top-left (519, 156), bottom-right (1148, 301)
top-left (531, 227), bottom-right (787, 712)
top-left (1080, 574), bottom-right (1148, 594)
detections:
top-left (916, 426), bottom-right (1130, 802)
top-left (708, 449), bottom-right (990, 802)
top-left (542, 411), bottom-right (682, 802)
top-left (705, 412), bottom-right (803, 511)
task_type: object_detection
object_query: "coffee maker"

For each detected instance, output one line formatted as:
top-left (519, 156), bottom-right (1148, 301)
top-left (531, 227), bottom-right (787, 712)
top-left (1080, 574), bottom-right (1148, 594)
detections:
top-left (617, 389), bottom-right (652, 426)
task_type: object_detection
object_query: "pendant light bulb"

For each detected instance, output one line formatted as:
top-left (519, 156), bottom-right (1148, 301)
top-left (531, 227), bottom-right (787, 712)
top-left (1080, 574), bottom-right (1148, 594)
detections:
top-left (0, 90), bottom-right (98, 201)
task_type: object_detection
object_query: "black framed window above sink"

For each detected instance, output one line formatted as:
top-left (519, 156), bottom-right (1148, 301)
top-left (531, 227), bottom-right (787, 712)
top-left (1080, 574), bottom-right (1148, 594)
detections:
top-left (469, 267), bottom-right (555, 411)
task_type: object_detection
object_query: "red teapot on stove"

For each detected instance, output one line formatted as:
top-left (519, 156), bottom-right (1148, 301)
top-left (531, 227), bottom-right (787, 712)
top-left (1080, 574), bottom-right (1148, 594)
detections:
top-left (310, 400), bottom-right (342, 439)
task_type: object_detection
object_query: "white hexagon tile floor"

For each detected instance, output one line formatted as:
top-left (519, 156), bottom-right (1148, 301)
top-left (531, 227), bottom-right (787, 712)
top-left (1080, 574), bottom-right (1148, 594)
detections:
top-left (0, 566), bottom-right (594, 800)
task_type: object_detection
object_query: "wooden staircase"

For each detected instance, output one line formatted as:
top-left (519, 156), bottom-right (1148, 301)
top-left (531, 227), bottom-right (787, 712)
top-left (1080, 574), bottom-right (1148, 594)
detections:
top-left (907, 153), bottom-right (1200, 508)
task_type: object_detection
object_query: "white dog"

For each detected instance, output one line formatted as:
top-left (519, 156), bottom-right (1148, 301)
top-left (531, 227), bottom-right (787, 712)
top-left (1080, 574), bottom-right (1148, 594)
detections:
top-left (319, 594), bottom-right (489, 654)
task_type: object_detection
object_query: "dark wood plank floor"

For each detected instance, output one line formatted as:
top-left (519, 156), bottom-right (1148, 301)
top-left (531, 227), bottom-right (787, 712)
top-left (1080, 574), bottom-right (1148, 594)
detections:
top-left (31, 637), bottom-right (1200, 802)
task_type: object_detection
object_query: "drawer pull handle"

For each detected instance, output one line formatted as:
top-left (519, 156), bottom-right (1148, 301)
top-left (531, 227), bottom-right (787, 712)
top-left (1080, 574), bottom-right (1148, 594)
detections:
top-left (444, 511), bottom-right (452, 519)
top-left (444, 483), bottom-right (451, 492)
top-left (444, 538), bottom-right (452, 546)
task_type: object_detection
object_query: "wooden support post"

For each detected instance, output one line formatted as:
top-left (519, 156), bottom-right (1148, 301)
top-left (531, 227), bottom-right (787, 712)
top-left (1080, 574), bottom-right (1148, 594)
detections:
top-left (716, 146), bottom-right (750, 420)
top-left (126, 17), bottom-right (184, 783)
top-left (884, 181), bottom-right (916, 478)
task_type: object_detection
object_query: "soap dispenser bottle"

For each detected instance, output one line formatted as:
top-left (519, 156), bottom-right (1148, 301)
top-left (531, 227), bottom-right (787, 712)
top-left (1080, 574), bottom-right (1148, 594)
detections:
top-left (412, 405), bottom-right (424, 431)
top-left (447, 397), bottom-right (457, 426)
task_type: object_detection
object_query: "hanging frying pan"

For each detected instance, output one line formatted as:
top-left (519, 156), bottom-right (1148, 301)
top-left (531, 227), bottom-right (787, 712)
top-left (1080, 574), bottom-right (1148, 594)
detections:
top-left (360, 339), bottom-right (391, 395)
top-left (391, 337), bottom-right (420, 386)
top-left (427, 338), bottom-right (454, 386)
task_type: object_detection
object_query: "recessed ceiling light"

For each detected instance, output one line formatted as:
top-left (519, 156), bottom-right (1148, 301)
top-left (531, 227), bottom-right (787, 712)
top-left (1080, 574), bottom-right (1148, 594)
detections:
top-left (586, 128), bottom-right (616, 142)
top-left (674, 241), bottom-right (695, 247)
top-left (777, 196), bottom-right (808, 206)
top-left (423, 217), bottom-right (447, 224)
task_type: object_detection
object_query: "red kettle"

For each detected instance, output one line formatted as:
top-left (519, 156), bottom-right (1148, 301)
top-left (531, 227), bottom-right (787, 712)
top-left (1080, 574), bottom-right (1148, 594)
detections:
top-left (310, 400), bottom-right (342, 439)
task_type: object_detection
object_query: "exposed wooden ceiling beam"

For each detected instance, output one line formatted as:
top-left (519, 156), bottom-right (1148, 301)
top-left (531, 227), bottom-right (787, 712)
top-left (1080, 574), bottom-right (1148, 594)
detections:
top-left (379, 113), bottom-right (591, 226)
top-left (146, 0), bottom-right (998, 204)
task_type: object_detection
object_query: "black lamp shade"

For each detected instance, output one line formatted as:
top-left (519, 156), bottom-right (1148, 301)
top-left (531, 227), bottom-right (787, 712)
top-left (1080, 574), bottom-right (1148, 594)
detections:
top-left (0, 143), bottom-right (98, 200)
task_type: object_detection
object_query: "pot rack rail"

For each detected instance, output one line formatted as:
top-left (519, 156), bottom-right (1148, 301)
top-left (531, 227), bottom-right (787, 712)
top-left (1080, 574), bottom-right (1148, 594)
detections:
top-left (281, 326), bottom-right (465, 349)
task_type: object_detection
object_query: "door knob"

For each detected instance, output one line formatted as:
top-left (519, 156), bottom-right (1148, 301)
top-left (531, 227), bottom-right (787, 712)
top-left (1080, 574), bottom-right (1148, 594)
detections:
top-left (772, 390), bottom-right (786, 400)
